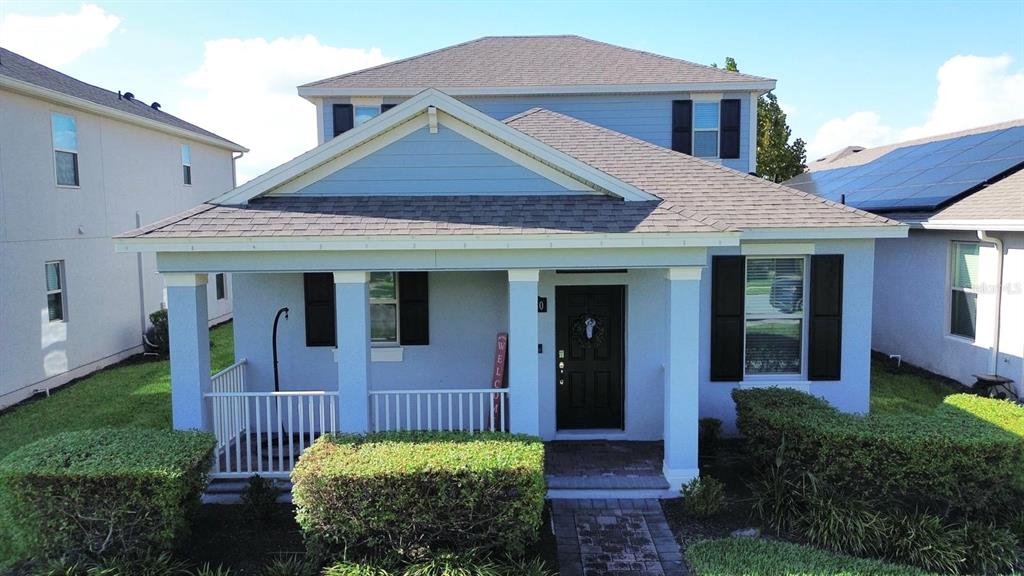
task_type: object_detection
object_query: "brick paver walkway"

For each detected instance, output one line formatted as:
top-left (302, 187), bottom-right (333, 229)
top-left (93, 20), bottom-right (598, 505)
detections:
top-left (552, 499), bottom-right (686, 576)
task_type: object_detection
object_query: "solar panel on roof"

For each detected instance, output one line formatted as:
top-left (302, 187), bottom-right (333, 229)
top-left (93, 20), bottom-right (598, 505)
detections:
top-left (796, 125), bottom-right (1024, 211)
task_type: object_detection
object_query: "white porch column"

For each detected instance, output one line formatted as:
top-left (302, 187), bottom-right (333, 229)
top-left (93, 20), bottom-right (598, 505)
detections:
top-left (664, 267), bottom-right (703, 490)
top-left (335, 271), bottom-right (371, 433)
top-left (508, 269), bottom-right (540, 436)
top-left (165, 273), bottom-right (211, 431)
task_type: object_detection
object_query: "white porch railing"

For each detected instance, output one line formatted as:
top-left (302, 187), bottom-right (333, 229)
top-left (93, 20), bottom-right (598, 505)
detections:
top-left (369, 388), bottom-right (509, 433)
top-left (207, 360), bottom-right (340, 479)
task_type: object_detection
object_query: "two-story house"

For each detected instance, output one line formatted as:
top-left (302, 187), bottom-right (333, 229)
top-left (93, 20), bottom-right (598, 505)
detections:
top-left (116, 36), bottom-right (905, 495)
top-left (0, 48), bottom-right (246, 409)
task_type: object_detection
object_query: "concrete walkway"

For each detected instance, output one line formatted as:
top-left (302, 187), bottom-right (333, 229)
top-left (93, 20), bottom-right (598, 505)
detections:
top-left (551, 499), bottom-right (686, 576)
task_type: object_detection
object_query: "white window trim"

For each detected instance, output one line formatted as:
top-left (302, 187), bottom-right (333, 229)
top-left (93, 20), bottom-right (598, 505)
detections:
top-left (742, 255), bottom-right (809, 379)
top-left (182, 144), bottom-right (192, 187)
top-left (370, 272), bottom-right (400, 345)
top-left (948, 240), bottom-right (979, 342)
top-left (51, 112), bottom-right (80, 188)
top-left (45, 260), bottom-right (67, 323)
top-left (692, 100), bottom-right (721, 160)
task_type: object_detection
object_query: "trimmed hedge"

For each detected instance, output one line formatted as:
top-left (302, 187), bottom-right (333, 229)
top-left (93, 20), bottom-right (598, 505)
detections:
top-left (686, 538), bottom-right (931, 576)
top-left (733, 388), bottom-right (1024, 515)
top-left (0, 428), bottom-right (214, 560)
top-left (292, 432), bottom-right (545, 560)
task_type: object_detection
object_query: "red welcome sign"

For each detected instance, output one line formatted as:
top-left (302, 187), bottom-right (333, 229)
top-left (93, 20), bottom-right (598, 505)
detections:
top-left (492, 332), bottom-right (508, 429)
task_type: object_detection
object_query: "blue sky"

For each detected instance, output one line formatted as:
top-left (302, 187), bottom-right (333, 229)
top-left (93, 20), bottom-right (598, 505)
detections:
top-left (2, 1), bottom-right (1022, 182)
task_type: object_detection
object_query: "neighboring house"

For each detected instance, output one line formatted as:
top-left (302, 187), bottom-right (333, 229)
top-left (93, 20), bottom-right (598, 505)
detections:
top-left (787, 120), bottom-right (1024, 397)
top-left (116, 36), bottom-right (905, 491)
top-left (0, 48), bottom-right (246, 408)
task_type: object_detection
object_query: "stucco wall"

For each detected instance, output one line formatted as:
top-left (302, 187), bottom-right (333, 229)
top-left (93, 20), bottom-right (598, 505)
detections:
top-left (228, 238), bottom-right (877, 439)
top-left (0, 89), bottom-right (236, 407)
top-left (873, 229), bottom-right (1023, 392)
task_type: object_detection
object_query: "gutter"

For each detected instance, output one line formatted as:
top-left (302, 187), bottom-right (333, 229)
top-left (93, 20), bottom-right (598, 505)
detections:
top-left (977, 230), bottom-right (1004, 375)
top-left (232, 151), bottom-right (245, 188)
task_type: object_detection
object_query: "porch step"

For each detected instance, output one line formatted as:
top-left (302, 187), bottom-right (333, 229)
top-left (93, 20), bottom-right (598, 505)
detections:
top-left (202, 479), bottom-right (293, 505)
top-left (545, 473), bottom-right (674, 499)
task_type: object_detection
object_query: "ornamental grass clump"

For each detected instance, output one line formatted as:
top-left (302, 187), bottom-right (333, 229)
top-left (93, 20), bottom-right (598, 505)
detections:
top-left (291, 432), bottom-right (545, 563)
top-left (0, 428), bottom-right (214, 562)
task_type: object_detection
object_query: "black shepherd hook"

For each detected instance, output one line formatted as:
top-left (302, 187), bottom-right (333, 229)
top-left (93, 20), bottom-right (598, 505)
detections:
top-left (272, 307), bottom-right (289, 392)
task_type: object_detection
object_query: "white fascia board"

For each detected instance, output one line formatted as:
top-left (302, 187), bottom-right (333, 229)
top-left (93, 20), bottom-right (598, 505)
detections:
top-left (296, 81), bottom-right (778, 98)
top-left (740, 225), bottom-right (909, 240)
top-left (114, 231), bottom-right (740, 254)
top-left (919, 219), bottom-right (1024, 232)
top-left (1, 77), bottom-right (247, 153)
top-left (214, 87), bottom-right (656, 204)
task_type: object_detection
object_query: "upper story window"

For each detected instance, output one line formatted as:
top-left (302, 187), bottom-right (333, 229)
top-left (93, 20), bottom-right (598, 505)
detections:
top-left (950, 241), bottom-right (980, 340)
top-left (354, 106), bottom-right (380, 126)
top-left (181, 144), bottom-right (192, 185)
top-left (45, 260), bottom-right (67, 322)
top-left (692, 102), bottom-right (720, 158)
top-left (215, 273), bottom-right (226, 300)
top-left (51, 113), bottom-right (79, 187)
top-left (744, 257), bottom-right (805, 375)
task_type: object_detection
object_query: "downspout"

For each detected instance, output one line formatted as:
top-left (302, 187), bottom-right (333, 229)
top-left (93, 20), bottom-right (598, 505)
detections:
top-left (231, 151), bottom-right (244, 188)
top-left (136, 212), bottom-right (146, 337)
top-left (977, 230), bottom-right (1004, 375)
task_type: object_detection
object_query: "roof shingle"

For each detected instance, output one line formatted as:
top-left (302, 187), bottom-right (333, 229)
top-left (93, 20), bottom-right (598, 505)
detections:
top-left (302, 36), bottom-right (773, 91)
top-left (0, 47), bottom-right (244, 150)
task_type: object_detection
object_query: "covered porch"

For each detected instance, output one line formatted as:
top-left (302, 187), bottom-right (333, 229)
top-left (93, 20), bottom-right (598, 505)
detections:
top-left (164, 263), bottom-right (705, 492)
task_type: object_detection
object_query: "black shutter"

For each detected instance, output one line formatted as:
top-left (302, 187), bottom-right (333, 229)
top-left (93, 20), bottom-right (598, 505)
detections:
top-left (332, 104), bottom-right (354, 137)
top-left (672, 100), bottom-right (693, 154)
top-left (399, 272), bottom-right (429, 345)
top-left (711, 256), bottom-right (745, 381)
top-left (808, 255), bottom-right (844, 380)
top-left (380, 103), bottom-right (397, 112)
top-left (304, 273), bottom-right (336, 347)
top-left (720, 99), bottom-right (741, 159)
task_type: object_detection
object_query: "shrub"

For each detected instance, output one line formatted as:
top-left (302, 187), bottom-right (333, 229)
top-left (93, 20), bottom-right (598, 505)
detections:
top-left (794, 487), bottom-right (888, 557)
top-left (241, 474), bottom-right (283, 523)
top-left (957, 520), bottom-right (1020, 575)
top-left (145, 309), bottom-right (170, 355)
top-left (884, 512), bottom-right (966, 574)
top-left (0, 429), bottom-right (214, 561)
top-left (685, 538), bottom-right (929, 576)
top-left (698, 417), bottom-right (722, 454)
top-left (679, 476), bottom-right (726, 518)
top-left (292, 432), bottom-right (545, 561)
top-left (733, 388), bottom-right (1024, 517)
top-left (322, 553), bottom-right (553, 576)
top-left (259, 554), bottom-right (316, 576)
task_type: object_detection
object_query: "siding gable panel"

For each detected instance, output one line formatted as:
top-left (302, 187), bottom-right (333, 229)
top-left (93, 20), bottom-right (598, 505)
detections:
top-left (295, 124), bottom-right (582, 196)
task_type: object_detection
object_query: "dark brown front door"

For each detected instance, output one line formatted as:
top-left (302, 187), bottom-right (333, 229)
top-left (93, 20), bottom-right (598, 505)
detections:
top-left (555, 285), bottom-right (625, 430)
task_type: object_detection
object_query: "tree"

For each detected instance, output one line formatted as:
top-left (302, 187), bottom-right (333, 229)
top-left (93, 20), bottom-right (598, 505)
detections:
top-left (713, 58), bottom-right (807, 182)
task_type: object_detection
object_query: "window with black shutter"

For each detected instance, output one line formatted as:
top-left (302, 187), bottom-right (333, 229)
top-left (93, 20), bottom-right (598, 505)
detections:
top-left (710, 256), bottom-right (744, 381)
top-left (304, 273), bottom-right (336, 347)
top-left (671, 100), bottom-right (693, 155)
top-left (808, 255), bottom-right (844, 380)
top-left (720, 99), bottom-right (741, 159)
top-left (332, 104), bottom-right (354, 137)
top-left (303, 272), bottom-right (429, 348)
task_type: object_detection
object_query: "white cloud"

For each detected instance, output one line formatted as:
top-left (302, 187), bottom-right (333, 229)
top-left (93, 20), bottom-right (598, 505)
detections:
top-left (177, 35), bottom-right (390, 184)
top-left (0, 4), bottom-right (121, 68)
top-left (807, 54), bottom-right (1024, 159)
top-left (900, 55), bottom-right (1024, 140)
top-left (807, 111), bottom-right (894, 160)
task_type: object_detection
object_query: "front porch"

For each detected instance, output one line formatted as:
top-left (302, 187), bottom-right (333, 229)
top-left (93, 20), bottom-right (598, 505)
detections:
top-left (166, 266), bottom-right (704, 493)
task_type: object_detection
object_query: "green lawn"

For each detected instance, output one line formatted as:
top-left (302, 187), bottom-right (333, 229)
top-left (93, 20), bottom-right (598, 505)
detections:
top-left (869, 357), bottom-right (962, 416)
top-left (686, 538), bottom-right (931, 576)
top-left (0, 322), bottom-right (234, 459)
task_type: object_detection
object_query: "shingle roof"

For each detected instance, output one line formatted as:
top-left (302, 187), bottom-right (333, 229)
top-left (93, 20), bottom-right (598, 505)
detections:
top-left (0, 47), bottom-right (244, 150)
top-left (302, 35), bottom-right (773, 91)
top-left (506, 108), bottom-right (895, 229)
top-left (122, 195), bottom-right (724, 239)
top-left (119, 107), bottom-right (898, 241)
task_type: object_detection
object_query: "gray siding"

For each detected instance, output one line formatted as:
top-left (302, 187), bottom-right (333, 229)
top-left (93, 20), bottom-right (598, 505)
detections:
top-left (295, 124), bottom-right (577, 196)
